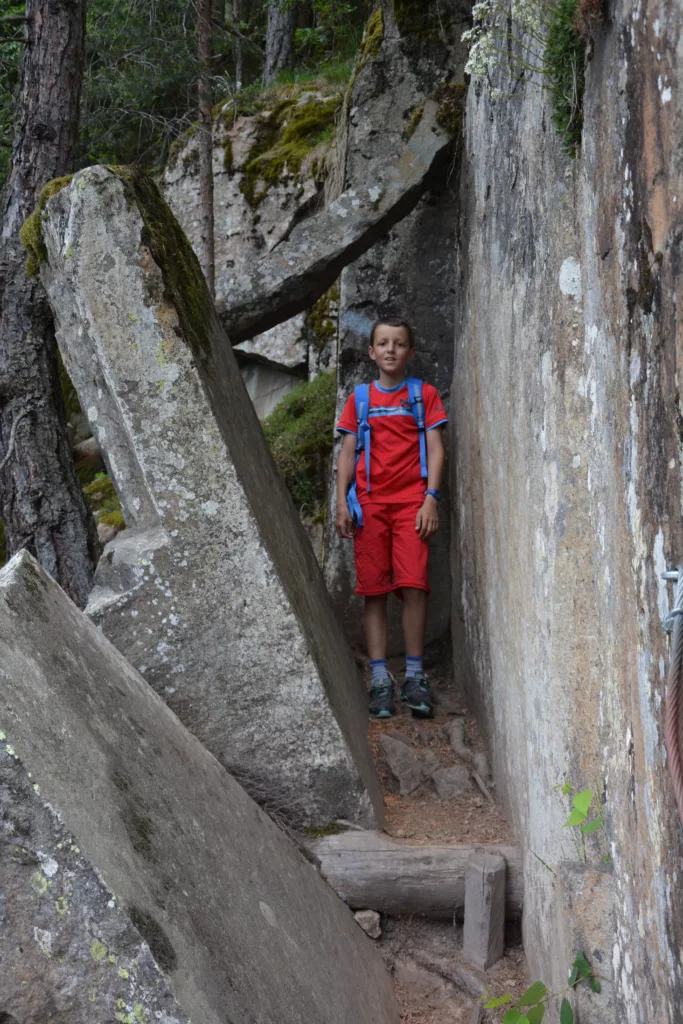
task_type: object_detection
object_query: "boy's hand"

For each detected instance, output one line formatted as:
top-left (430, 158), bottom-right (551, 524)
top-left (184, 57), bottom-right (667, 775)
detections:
top-left (336, 506), bottom-right (355, 540)
top-left (416, 496), bottom-right (439, 540)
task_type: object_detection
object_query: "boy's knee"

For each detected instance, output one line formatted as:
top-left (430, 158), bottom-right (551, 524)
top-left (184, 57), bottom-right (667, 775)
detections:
top-left (402, 587), bottom-right (427, 605)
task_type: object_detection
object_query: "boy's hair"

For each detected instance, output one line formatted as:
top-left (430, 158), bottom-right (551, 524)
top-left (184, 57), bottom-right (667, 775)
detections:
top-left (369, 315), bottom-right (415, 348)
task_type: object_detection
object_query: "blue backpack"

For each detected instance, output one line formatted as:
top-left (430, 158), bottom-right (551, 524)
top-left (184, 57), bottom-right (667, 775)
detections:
top-left (346, 378), bottom-right (428, 527)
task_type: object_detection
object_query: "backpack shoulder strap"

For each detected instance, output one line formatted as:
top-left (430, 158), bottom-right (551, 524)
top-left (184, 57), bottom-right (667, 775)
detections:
top-left (353, 382), bottom-right (372, 493)
top-left (406, 378), bottom-right (428, 480)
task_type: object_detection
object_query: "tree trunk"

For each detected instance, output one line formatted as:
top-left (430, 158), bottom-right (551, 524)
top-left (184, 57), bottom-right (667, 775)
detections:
top-left (232, 0), bottom-right (243, 92)
top-left (307, 832), bottom-right (524, 920)
top-left (197, 0), bottom-right (215, 298)
top-left (263, 0), bottom-right (298, 85)
top-left (0, 0), bottom-right (97, 607)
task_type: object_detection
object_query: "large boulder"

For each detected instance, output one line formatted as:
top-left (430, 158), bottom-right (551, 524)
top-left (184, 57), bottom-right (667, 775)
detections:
top-left (0, 550), bottom-right (399, 1024)
top-left (37, 165), bottom-right (382, 827)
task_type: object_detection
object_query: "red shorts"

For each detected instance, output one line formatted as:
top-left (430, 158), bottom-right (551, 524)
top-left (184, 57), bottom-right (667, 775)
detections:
top-left (354, 502), bottom-right (430, 597)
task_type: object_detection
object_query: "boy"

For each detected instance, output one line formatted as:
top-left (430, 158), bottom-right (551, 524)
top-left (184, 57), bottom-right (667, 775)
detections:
top-left (335, 316), bottom-right (447, 718)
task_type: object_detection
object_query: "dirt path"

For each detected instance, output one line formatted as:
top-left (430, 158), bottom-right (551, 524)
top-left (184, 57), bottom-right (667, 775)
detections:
top-left (359, 641), bottom-right (529, 1024)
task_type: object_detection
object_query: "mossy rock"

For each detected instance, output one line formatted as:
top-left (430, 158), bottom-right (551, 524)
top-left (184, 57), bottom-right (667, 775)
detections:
top-left (404, 81), bottom-right (466, 140)
top-left (262, 371), bottom-right (336, 517)
top-left (82, 472), bottom-right (125, 530)
top-left (240, 90), bottom-right (341, 209)
top-left (112, 166), bottom-right (214, 359)
top-left (357, 6), bottom-right (384, 64)
top-left (19, 176), bottom-right (74, 277)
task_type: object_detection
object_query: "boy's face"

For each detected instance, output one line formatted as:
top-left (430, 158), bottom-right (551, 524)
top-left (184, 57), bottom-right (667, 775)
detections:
top-left (368, 324), bottom-right (414, 376)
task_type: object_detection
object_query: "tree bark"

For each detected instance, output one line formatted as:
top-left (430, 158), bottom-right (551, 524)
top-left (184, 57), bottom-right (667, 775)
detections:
top-left (263, 0), bottom-right (298, 85)
top-left (232, 0), bottom-right (243, 92)
top-left (0, 0), bottom-right (97, 607)
top-left (197, 0), bottom-right (215, 298)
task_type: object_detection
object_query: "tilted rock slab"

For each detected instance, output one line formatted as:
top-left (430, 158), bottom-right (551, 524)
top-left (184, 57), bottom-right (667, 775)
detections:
top-left (38, 165), bottom-right (382, 826)
top-left (217, 97), bottom-right (456, 343)
top-left (0, 550), bottom-right (399, 1024)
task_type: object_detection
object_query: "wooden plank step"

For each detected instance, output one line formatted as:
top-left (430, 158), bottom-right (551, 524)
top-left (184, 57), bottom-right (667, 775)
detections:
top-left (306, 831), bottom-right (523, 920)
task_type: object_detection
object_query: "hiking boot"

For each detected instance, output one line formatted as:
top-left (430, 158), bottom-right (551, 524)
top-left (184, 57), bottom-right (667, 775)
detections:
top-left (369, 678), bottom-right (395, 718)
top-left (401, 673), bottom-right (433, 717)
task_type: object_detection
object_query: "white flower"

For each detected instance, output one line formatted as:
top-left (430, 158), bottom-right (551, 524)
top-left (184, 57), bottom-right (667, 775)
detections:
top-left (464, 31), bottom-right (498, 79)
top-left (511, 0), bottom-right (546, 34)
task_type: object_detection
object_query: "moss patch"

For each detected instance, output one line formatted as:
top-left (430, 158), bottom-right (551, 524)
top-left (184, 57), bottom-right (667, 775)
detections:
top-left (112, 166), bottom-right (214, 358)
top-left (222, 136), bottom-right (234, 172)
top-left (357, 6), bottom-right (384, 64)
top-left (240, 91), bottom-right (341, 209)
top-left (306, 282), bottom-right (339, 353)
top-left (263, 371), bottom-right (336, 516)
top-left (404, 81), bottom-right (466, 140)
top-left (19, 176), bottom-right (74, 277)
top-left (83, 473), bottom-right (125, 530)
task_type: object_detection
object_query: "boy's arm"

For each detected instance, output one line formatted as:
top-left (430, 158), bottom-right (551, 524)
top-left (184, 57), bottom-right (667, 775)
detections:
top-left (336, 432), bottom-right (357, 539)
top-left (416, 427), bottom-right (445, 540)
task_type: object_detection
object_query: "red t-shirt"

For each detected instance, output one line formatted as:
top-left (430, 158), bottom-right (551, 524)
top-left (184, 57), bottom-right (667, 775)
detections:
top-left (337, 380), bottom-right (448, 505)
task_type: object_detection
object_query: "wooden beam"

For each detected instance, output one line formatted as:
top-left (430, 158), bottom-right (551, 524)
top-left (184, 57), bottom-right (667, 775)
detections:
top-left (307, 831), bottom-right (523, 920)
top-left (463, 853), bottom-right (506, 970)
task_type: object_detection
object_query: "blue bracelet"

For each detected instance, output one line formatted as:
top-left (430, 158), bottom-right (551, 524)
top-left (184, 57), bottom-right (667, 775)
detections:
top-left (425, 489), bottom-right (441, 501)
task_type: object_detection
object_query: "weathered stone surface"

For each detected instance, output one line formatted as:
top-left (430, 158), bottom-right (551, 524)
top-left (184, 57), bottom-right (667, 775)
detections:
top-left (556, 863), bottom-right (617, 1024)
top-left (453, 0), bottom-right (683, 1016)
top-left (324, 0), bottom-right (469, 651)
top-left (354, 909), bottom-right (382, 939)
top-left (38, 165), bottom-right (382, 827)
top-left (0, 551), bottom-right (399, 1024)
top-left (432, 765), bottom-right (471, 800)
top-left (216, 97), bottom-right (457, 344)
top-left (380, 732), bottom-right (424, 795)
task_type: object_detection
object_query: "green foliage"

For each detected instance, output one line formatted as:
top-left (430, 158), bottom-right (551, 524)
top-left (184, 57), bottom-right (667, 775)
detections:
top-left (262, 371), bottom-right (336, 515)
top-left (559, 999), bottom-right (573, 1024)
top-left (19, 176), bottom-right (74, 276)
top-left (83, 473), bottom-right (125, 529)
top-left (393, 0), bottom-right (451, 43)
top-left (240, 87), bottom-right (341, 207)
top-left (544, 0), bottom-right (586, 155)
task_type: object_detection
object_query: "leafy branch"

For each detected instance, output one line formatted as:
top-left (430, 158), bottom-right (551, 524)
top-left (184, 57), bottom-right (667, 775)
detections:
top-left (483, 952), bottom-right (602, 1023)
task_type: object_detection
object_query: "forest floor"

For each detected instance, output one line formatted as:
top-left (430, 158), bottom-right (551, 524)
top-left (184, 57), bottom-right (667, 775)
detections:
top-left (359, 639), bottom-right (529, 1024)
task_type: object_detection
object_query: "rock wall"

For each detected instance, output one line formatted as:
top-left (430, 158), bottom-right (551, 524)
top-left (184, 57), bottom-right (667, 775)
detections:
top-left (0, 550), bottom-right (399, 1024)
top-left (324, 0), bottom-right (470, 652)
top-left (38, 166), bottom-right (383, 827)
top-left (453, 1), bottom-right (683, 1017)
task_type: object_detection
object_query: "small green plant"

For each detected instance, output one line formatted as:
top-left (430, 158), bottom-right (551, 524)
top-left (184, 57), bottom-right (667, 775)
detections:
top-left (554, 779), bottom-right (604, 861)
top-left (462, 0), bottom-right (599, 155)
top-left (83, 472), bottom-right (125, 530)
top-left (484, 952), bottom-right (601, 1022)
top-left (262, 371), bottom-right (336, 517)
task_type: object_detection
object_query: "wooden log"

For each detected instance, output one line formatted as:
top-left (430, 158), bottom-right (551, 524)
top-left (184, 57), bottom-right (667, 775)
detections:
top-left (307, 831), bottom-right (523, 920)
top-left (463, 853), bottom-right (506, 970)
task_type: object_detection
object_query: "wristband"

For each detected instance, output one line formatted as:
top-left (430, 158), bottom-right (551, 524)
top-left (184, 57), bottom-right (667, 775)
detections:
top-left (425, 489), bottom-right (441, 501)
